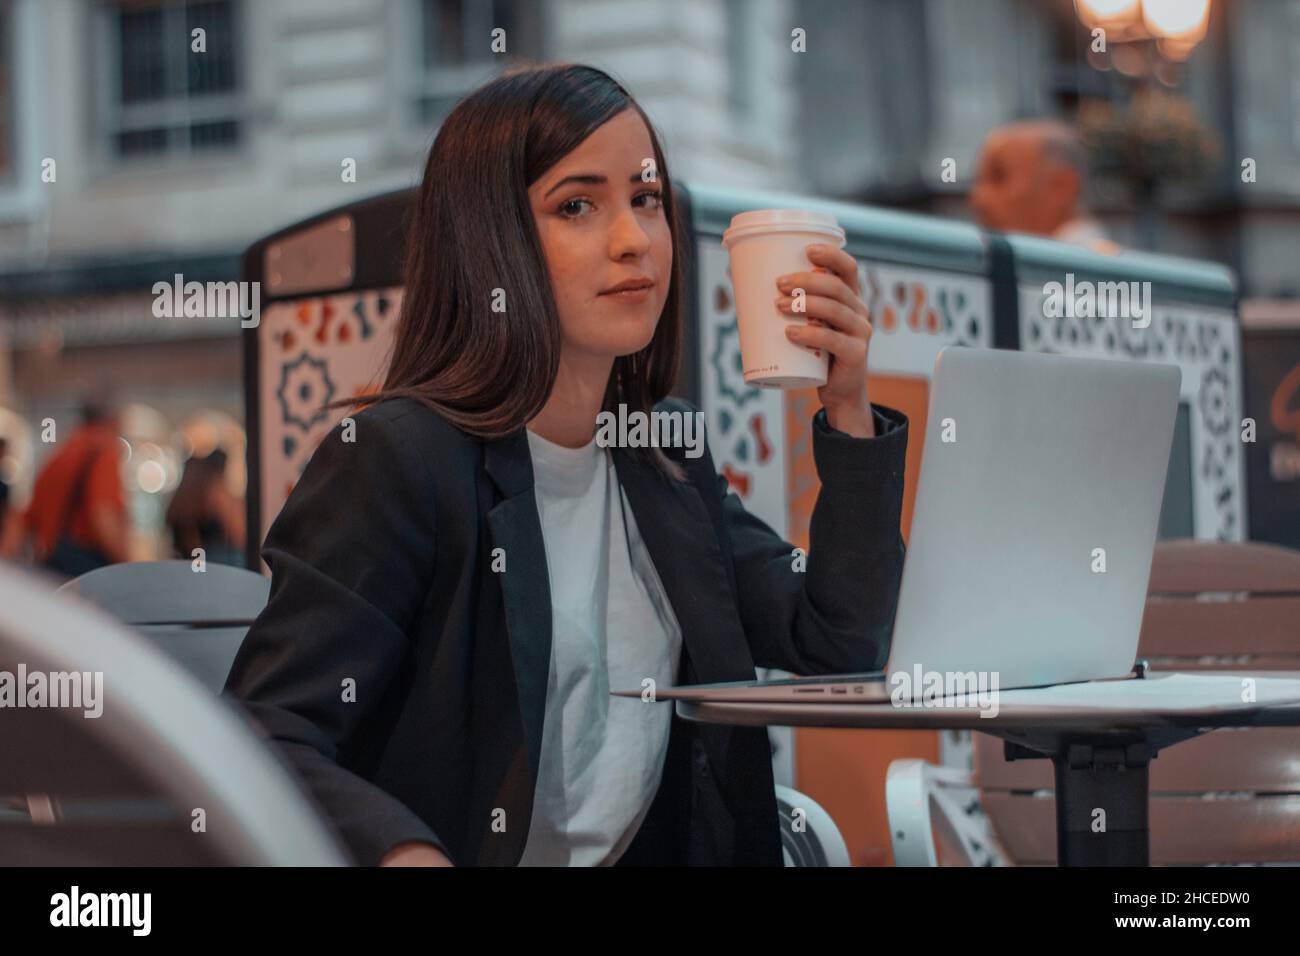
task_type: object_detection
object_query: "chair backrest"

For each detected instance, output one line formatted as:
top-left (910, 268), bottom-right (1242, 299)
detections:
top-left (1140, 539), bottom-right (1300, 670)
top-left (976, 539), bottom-right (1300, 865)
top-left (59, 560), bottom-right (270, 694)
top-left (0, 563), bottom-right (347, 865)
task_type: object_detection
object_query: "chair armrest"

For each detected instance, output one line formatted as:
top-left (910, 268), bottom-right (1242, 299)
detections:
top-left (775, 784), bottom-right (852, 867)
top-left (887, 759), bottom-right (1006, 866)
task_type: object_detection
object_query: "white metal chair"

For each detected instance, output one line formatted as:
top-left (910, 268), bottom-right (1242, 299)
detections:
top-left (776, 783), bottom-right (851, 866)
top-left (0, 563), bottom-right (348, 865)
top-left (886, 759), bottom-right (1009, 866)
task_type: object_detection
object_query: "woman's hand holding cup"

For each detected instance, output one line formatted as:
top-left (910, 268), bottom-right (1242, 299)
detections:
top-left (776, 243), bottom-right (876, 438)
top-left (721, 210), bottom-right (875, 436)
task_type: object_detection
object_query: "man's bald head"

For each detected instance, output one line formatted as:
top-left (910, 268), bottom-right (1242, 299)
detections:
top-left (970, 119), bottom-right (1088, 235)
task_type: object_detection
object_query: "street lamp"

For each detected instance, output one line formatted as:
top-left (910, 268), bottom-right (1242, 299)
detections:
top-left (1073, 0), bottom-right (1212, 58)
top-left (1074, 0), bottom-right (1141, 35)
top-left (1143, 0), bottom-right (1211, 60)
top-left (1142, 0), bottom-right (1210, 37)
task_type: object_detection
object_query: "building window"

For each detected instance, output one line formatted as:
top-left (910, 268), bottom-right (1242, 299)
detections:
top-left (0, 0), bottom-right (14, 187)
top-left (725, 0), bottom-right (754, 122)
top-left (1292, 0), bottom-right (1300, 152)
top-left (411, 0), bottom-right (536, 128)
top-left (98, 0), bottom-right (242, 161)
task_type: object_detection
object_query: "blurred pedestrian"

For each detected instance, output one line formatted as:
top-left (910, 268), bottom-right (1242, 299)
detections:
top-left (970, 118), bottom-right (1120, 255)
top-left (0, 437), bottom-right (11, 550)
top-left (165, 449), bottom-right (245, 567)
top-left (7, 395), bottom-right (130, 577)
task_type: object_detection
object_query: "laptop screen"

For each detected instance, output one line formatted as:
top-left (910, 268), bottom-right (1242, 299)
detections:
top-left (1157, 401), bottom-right (1194, 540)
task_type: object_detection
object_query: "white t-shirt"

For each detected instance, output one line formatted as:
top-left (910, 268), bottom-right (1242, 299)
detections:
top-left (517, 427), bottom-right (683, 866)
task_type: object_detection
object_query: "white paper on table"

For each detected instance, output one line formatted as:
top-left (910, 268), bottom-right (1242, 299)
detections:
top-left (972, 672), bottom-right (1300, 714)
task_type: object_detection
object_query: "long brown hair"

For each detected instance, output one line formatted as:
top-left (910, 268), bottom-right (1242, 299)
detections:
top-left (346, 63), bottom-right (688, 478)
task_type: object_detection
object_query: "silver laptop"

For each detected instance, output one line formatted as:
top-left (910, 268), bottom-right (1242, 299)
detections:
top-left (618, 346), bottom-right (1181, 704)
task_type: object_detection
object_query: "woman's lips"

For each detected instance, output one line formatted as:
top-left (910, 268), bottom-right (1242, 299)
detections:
top-left (600, 286), bottom-right (653, 303)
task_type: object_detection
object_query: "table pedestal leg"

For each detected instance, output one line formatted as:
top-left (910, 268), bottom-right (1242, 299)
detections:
top-left (999, 727), bottom-right (1207, 866)
top-left (1051, 741), bottom-right (1151, 866)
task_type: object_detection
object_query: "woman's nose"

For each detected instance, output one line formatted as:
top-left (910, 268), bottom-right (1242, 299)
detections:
top-left (609, 209), bottom-right (652, 257)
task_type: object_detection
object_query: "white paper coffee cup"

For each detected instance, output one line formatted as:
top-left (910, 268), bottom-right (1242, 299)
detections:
top-left (721, 209), bottom-right (847, 389)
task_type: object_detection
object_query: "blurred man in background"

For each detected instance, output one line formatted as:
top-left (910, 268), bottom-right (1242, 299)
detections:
top-left (970, 118), bottom-right (1120, 255)
top-left (1, 394), bottom-right (131, 577)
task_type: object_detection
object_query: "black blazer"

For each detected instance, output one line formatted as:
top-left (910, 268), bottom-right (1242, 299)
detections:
top-left (222, 395), bottom-right (908, 866)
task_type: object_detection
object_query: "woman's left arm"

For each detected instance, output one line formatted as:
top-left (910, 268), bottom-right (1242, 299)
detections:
top-left (726, 242), bottom-right (909, 673)
top-left (715, 403), bottom-right (907, 675)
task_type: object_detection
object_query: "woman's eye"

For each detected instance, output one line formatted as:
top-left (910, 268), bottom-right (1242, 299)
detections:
top-left (636, 189), bottom-right (665, 210)
top-left (558, 198), bottom-right (593, 218)
top-left (557, 190), bottom-right (662, 220)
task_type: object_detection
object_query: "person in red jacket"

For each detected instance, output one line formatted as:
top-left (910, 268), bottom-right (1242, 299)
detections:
top-left (11, 396), bottom-right (130, 576)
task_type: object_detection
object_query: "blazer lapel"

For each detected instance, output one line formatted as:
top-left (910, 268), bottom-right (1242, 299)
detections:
top-left (613, 448), bottom-right (772, 834)
top-left (482, 430), bottom-right (551, 790)
top-left (611, 446), bottom-right (757, 686)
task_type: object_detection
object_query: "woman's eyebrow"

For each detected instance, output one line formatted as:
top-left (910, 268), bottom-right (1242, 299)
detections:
top-left (544, 171), bottom-right (648, 198)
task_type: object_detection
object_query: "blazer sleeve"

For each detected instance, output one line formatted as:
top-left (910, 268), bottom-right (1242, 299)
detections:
top-left (222, 406), bottom-right (452, 866)
top-left (708, 401), bottom-right (909, 675)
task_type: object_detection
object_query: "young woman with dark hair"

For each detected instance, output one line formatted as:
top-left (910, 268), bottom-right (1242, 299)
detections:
top-left (223, 62), bottom-right (909, 867)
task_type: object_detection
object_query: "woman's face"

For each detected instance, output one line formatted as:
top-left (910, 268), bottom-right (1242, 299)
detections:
top-left (528, 108), bottom-right (673, 362)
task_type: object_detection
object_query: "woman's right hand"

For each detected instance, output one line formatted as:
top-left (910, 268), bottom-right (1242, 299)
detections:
top-left (379, 841), bottom-right (455, 867)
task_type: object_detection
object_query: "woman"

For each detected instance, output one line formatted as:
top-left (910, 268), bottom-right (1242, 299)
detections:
top-left (165, 449), bottom-right (245, 568)
top-left (223, 63), bottom-right (908, 867)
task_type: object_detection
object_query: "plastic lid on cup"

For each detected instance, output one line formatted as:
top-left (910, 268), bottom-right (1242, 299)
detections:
top-left (721, 209), bottom-right (847, 248)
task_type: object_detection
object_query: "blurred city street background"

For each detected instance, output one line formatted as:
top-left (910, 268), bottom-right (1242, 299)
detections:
top-left (1, 0), bottom-right (1298, 563)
